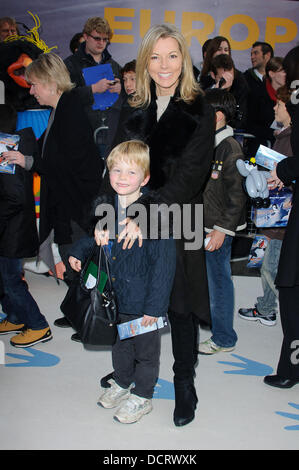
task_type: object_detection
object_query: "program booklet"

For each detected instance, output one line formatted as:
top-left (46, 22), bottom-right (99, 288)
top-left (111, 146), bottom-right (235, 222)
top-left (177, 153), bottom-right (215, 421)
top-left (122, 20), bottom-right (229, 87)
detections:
top-left (255, 144), bottom-right (287, 171)
top-left (0, 132), bottom-right (19, 174)
top-left (117, 316), bottom-right (168, 340)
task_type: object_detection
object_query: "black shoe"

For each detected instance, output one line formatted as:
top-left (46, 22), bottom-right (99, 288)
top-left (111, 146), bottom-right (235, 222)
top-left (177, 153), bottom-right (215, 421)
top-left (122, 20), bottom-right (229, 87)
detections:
top-left (71, 332), bottom-right (82, 342)
top-left (173, 379), bottom-right (198, 427)
top-left (54, 317), bottom-right (72, 328)
top-left (264, 375), bottom-right (299, 388)
top-left (100, 372), bottom-right (114, 388)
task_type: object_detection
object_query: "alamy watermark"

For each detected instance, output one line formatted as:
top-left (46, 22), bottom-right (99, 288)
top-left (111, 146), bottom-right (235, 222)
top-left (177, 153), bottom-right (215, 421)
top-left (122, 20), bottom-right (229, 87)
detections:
top-left (290, 80), bottom-right (299, 105)
top-left (290, 340), bottom-right (299, 366)
top-left (95, 202), bottom-right (204, 250)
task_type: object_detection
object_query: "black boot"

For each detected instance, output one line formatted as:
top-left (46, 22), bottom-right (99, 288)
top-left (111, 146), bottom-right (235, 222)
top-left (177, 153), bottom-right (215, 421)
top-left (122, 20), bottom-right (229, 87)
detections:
top-left (173, 378), bottom-right (198, 426)
top-left (168, 311), bottom-right (199, 427)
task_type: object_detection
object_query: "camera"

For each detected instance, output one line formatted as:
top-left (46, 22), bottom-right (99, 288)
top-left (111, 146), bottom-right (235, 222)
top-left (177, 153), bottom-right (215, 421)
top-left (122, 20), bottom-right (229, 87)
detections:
top-left (218, 77), bottom-right (226, 89)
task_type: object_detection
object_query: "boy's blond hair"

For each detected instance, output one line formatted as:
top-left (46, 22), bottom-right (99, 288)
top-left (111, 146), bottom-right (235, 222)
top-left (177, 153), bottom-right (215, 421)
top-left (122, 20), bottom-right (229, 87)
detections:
top-left (107, 140), bottom-right (150, 178)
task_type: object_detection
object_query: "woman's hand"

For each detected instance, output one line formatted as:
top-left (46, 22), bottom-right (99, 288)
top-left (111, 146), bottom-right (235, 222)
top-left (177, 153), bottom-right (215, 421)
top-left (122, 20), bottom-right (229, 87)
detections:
top-left (118, 217), bottom-right (143, 249)
top-left (141, 315), bottom-right (158, 327)
top-left (1, 150), bottom-right (25, 168)
top-left (268, 164), bottom-right (284, 190)
top-left (69, 256), bottom-right (82, 272)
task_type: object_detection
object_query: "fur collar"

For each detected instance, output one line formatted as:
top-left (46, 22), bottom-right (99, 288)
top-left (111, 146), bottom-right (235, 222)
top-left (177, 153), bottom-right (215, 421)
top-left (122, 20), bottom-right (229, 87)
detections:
top-left (120, 83), bottom-right (213, 190)
top-left (124, 81), bottom-right (207, 142)
top-left (215, 125), bottom-right (234, 147)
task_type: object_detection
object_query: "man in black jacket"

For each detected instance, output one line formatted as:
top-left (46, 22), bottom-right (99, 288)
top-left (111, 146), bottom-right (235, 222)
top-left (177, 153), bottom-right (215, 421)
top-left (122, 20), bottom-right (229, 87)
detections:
top-left (0, 104), bottom-right (52, 347)
top-left (64, 17), bottom-right (124, 160)
top-left (243, 42), bottom-right (274, 156)
top-left (243, 42), bottom-right (273, 94)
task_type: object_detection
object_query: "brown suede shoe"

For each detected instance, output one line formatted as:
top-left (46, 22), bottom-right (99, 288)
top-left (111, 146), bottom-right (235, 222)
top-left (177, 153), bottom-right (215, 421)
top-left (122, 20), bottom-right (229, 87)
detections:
top-left (10, 327), bottom-right (52, 348)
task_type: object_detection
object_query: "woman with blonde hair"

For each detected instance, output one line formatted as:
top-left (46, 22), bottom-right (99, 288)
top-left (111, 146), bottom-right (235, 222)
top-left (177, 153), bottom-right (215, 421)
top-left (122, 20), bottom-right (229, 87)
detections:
top-left (132, 23), bottom-right (200, 107)
top-left (98, 24), bottom-right (215, 427)
top-left (3, 53), bottom-right (103, 325)
top-left (25, 51), bottom-right (75, 95)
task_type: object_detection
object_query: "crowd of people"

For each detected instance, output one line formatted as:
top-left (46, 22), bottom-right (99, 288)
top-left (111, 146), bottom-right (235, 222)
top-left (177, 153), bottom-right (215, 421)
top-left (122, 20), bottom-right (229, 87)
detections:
top-left (0, 14), bottom-right (299, 427)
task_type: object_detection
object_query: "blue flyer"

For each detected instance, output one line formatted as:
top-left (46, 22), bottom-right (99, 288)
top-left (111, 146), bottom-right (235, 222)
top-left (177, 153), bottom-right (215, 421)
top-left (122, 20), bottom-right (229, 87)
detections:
top-left (82, 63), bottom-right (118, 110)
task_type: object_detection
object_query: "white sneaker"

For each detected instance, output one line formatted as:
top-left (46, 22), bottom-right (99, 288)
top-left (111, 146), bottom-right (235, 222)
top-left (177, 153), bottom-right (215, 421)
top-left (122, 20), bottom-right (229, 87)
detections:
top-left (114, 394), bottom-right (152, 424)
top-left (198, 338), bottom-right (235, 355)
top-left (97, 379), bottom-right (131, 409)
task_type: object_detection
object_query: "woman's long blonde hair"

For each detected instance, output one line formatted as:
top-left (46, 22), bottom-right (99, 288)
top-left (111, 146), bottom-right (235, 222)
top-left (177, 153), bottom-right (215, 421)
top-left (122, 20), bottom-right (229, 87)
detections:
top-left (130, 24), bottom-right (202, 108)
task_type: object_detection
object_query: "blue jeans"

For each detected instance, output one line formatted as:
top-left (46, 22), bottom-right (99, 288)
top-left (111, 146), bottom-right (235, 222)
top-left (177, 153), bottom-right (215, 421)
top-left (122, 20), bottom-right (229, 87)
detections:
top-left (0, 257), bottom-right (49, 330)
top-left (205, 235), bottom-right (237, 348)
top-left (256, 239), bottom-right (282, 315)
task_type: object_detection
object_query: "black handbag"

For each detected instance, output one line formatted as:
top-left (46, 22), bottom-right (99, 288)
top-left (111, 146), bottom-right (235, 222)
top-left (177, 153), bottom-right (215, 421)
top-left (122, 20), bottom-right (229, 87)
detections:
top-left (60, 243), bottom-right (119, 346)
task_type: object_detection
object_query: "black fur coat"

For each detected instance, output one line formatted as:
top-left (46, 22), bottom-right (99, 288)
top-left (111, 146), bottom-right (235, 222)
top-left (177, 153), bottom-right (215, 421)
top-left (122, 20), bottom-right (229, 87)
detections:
top-left (106, 84), bottom-right (215, 323)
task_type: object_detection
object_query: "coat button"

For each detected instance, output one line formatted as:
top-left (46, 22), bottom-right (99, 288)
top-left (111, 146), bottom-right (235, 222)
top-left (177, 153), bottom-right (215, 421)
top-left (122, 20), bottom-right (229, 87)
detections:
top-left (111, 277), bottom-right (116, 282)
top-left (112, 256), bottom-right (116, 260)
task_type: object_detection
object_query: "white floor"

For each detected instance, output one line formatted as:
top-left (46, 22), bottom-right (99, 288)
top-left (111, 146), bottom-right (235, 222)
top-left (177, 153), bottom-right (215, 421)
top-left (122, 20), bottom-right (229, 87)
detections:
top-left (0, 271), bottom-right (298, 451)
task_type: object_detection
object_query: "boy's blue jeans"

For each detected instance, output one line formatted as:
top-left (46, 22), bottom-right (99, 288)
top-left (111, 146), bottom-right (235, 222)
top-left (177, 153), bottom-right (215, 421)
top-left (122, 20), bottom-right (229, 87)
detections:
top-left (256, 238), bottom-right (282, 315)
top-left (205, 235), bottom-right (237, 348)
top-left (0, 257), bottom-right (49, 330)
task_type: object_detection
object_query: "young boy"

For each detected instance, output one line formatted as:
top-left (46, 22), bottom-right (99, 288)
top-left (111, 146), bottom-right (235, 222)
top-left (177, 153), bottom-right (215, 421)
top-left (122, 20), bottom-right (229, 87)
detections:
top-left (121, 60), bottom-right (136, 96)
top-left (198, 89), bottom-right (247, 355)
top-left (68, 140), bottom-right (176, 423)
top-left (0, 103), bottom-right (52, 347)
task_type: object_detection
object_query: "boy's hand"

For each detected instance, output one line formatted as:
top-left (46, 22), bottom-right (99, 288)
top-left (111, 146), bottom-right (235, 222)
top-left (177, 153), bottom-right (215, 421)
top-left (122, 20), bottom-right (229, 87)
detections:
top-left (141, 315), bottom-right (158, 327)
top-left (68, 256), bottom-right (82, 272)
top-left (205, 230), bottom-right (225, 252)
top-left (94, 228), bottom-right (110, 246)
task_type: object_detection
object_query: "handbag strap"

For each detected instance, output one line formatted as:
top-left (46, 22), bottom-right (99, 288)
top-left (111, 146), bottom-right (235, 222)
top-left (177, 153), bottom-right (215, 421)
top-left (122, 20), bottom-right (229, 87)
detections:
top-left (97, 245), bottom-right (113, 292)
top-left (79, 242), bottom-right (99, 291)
